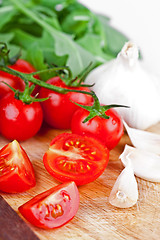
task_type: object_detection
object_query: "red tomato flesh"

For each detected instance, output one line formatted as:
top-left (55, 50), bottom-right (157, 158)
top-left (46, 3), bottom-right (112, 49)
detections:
top-left (0, 140), bottom-right (36, 193)
top-left (19, 181), bottom-right (79, 229)
top-left (43, 133), bottom-right (109, 185)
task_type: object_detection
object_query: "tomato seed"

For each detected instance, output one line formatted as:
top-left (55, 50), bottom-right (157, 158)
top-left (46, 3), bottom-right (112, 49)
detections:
top-left (61, 191), bottom-right (70, 202)
top-left (84, 148), bottom-right (90, 152)
top-left (51, 204), bottom-right (63, 218)
top-left (91, 151), bottom-right (96, 155)
top-left (70, 141), bottom-right (74, 145)
top-left (65, 142), bottom-right (70, 147)
top-left (87, 165), bottom-right (91, 170)
top-left (80, 144), bottom-right (85, 148)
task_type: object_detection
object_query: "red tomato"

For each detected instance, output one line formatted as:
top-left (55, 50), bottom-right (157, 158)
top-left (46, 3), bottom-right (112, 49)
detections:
top-left (0, 140), bottom-right (36, 193)
top-left (39, 77), bottom-right (92, 129)
top-left (18, 181), bottom-right (79, 229)
top-left (43, 133), bottom-right (109, 185)
top-left (0, 59), bottom-right (39, 99)
top-left (0, 93), bottom-right (43, 141)
top-left (71, 108), bottom-right (124, 150)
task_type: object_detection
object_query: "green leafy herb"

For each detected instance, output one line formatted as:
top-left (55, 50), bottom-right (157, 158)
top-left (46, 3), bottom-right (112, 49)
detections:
top-left (0, 0), bottom-right (128, 79)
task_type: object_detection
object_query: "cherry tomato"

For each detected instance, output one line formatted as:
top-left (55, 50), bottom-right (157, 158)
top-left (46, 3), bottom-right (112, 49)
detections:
top-left (39, 77), bottom-right (92, 129)
top-left (0, 140), bottom-right (36, 193)
top-left (43, 133), bottom-right (109, 185)
top-left (18, 181), bottom-right (79, 229)
top-left (0, 93), bottom-right (43, 141)
top-left (71, 108), bottom-right (124, 150)
top-left (0, 59), bottom-right (39, 99)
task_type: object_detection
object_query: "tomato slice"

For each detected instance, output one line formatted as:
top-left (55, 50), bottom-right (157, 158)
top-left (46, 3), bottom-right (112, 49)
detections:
top-left (43, 133), bottom-right (109, 185)
top-left (0, 140), bottom-right (36, 193)
top-left (18, 181), bottom-right (79, 229)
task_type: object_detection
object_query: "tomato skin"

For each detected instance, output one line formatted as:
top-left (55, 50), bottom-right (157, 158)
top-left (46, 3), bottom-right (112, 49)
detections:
top-left (0, 140), bottom-right (36, 193)
top-left (43, 133), bottom-right (109, 185)
top-left (0, 74), bottom-right (24, 99)
top-left (0, 93), bottom-right (43, 141)
top-left (39, 77), bottom-right (92, 129)
top-left (0, 59), bottom-right (39, 99)
top-left (18, 181), bottom-right (79, 229)
top-left (71, 108), bottom-right (124, 150)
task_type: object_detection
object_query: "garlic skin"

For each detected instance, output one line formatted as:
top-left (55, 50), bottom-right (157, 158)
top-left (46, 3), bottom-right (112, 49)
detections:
top-left (120, 145), bottom-right (160, 182)
top-left (85, 41), bottom-right (160, 130)
top-left (109, 161), bottom-right (138, 208)
top-left (123, 120), bottom-right (160, 155)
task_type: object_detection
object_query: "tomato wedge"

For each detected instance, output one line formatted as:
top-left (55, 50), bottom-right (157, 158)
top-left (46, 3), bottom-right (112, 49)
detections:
top-left (0, 140), bottom-right (36, 193)
top-left (19, 181), bottom-right (79, 229)
top-left (43, 133), bottom-right (109, 185)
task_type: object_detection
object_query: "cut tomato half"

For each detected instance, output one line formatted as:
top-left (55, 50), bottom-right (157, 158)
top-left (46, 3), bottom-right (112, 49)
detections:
top-left (0, 140), bottom-right (36, 193)
top-left (19, 181), bottom-right (79, 229)
top-left (43, 133), bottom-right (109, 185)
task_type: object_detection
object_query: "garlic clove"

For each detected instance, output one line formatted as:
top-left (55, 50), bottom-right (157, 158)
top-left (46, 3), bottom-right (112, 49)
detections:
top-left (123, 120), bottom-right (160, 155)
top-left (109, 161), bottom-right (138, 208)
top-left (120, 145), bottom-right (160, 182)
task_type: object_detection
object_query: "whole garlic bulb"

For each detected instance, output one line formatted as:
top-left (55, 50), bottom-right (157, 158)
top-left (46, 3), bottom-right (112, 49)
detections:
top-left (85, 41), bottom-right (160, 129)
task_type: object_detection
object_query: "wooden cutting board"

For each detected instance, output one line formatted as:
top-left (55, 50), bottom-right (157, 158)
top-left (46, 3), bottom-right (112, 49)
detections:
top-left (1, 122), bottom-right (160, 240)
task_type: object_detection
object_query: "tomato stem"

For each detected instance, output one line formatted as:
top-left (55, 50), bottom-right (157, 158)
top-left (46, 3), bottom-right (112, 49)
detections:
top-left (71, 91), bottom-right (129, 122)
top-left (0, 42), bottom-right (21, 66)
top-left (0, 65), bottom-right (94, 104)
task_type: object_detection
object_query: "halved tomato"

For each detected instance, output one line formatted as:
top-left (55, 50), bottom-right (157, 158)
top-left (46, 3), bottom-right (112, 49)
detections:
top-left (43, 133), bottom-right (109, 185)
top-left (18, 181), bottom-right (79, 229)
top-left (0, 140), bottom-right (36, 193)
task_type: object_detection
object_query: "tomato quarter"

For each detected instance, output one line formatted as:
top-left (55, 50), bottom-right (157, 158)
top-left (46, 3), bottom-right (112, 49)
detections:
top-left (18, 181), bottom-right (79, 229)
top-left (43, 133), bottom-right (109, 185)
top-left (0, 140), bottom-right (36, 193)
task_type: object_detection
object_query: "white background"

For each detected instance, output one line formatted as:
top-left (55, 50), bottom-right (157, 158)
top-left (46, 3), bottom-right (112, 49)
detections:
top-left (79, 0), bottom-right (160, 77)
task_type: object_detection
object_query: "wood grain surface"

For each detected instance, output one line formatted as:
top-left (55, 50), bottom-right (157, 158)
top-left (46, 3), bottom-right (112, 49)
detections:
top-left (1, 122), bottom-right (160, 240)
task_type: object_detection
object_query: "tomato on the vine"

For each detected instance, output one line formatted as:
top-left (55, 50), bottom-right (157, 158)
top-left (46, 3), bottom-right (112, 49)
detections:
top-left (0, 93), bottom-right (43, 141)
top-left (71, 108), bottom-right (124, 150)
top-left (39, 77), bottom-right (92, 129)
top-left (43, 133), bottom-right (109, 185)
top-left (0, 140), bottom-right (36, 193)
top-left (0, 59), bottom-right (38, 99)
top-left (19, 181), bottom-right (79, 229)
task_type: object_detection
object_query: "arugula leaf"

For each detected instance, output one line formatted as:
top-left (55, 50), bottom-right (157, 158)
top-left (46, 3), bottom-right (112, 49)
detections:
top-left (26, 43), bottom-right (50, 80)
top-left (1, 0), bottom-right (129, 79)
top-left (97, 14), bottom-right (128, 57)
top-left (12, 29), bottom-right (68, 73)
top-left (9, 0), bottom-right (99, 77)
top-left (0, 32), bottom-right (14, 42)
top-left (76, 33), bottom-right (114, 62)
top-left (0, 6), bottom-right (17, 30)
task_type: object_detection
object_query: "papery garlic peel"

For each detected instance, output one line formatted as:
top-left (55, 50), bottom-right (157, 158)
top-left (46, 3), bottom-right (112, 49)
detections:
top-left (109, 161), bottom-right (138, 208)
top-left (85, 41), bottom-right (160, 130)
top-left (120, 145), bottom-right (160, 182)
